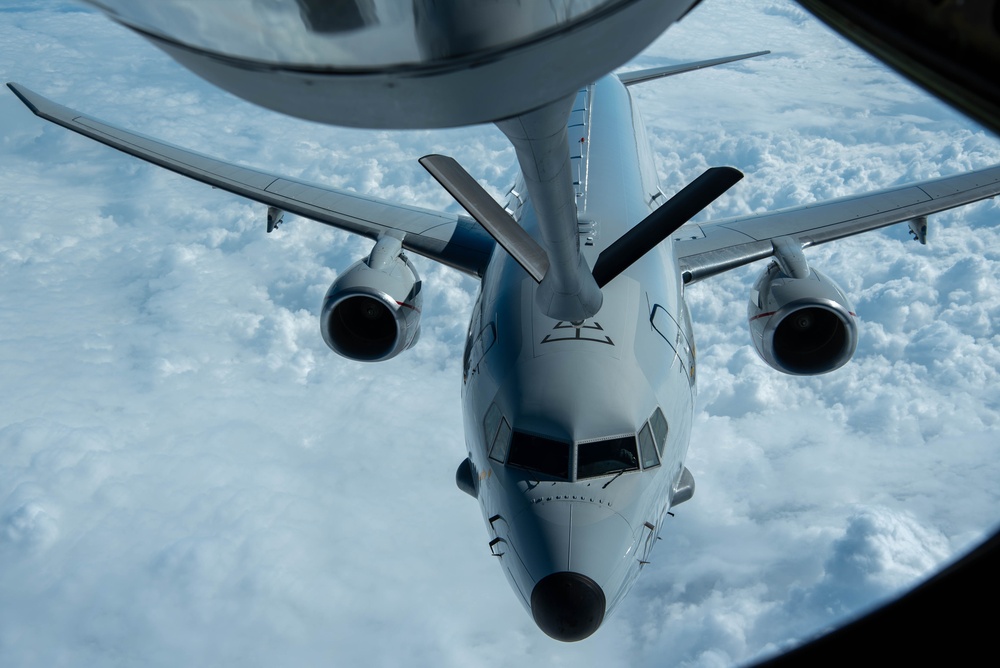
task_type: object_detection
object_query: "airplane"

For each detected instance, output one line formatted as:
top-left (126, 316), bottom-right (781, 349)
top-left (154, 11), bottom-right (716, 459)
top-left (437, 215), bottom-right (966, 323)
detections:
top-left (8, 3), bottom-right (1000, 646)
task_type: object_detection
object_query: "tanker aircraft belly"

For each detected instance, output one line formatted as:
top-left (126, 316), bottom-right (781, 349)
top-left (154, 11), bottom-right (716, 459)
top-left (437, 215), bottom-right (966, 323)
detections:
top-left (8, 55), bottom-right (1000, 642)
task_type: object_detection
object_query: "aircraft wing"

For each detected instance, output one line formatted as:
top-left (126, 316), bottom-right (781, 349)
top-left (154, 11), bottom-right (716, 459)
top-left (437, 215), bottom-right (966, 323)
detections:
top-left (675, 164), bottom-right (1000, 283)
top-left (6, 83), bottom-right (495, 277)
top-left (618, 50), bottom-right (770, 86)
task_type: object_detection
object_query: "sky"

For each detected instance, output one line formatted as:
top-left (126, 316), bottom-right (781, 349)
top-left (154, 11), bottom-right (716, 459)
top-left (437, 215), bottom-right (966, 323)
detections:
top-left (1, 1), bottom-right (999, 666)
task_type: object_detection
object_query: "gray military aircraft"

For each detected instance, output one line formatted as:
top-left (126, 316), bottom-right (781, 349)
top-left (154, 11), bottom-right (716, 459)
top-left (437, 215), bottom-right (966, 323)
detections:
top-left (8, 0), bottom-right (1000, 644)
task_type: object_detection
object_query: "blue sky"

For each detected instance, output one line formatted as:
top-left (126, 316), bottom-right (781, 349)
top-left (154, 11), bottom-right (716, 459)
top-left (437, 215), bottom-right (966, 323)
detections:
top-left (1, 1), bottom-right (999, 666)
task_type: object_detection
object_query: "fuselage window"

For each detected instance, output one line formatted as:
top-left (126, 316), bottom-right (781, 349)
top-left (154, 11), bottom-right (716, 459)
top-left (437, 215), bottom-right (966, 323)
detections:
top-left (637, 423), bottom-right (660, 469)
top-left (577, 436), bottom-right (639, 479)
top-left (649, 407), bottom-right (668, 455)
top-left (507, 432), bottom-right (571, 480)
top-left (489, 418), bottom-right (512, 463)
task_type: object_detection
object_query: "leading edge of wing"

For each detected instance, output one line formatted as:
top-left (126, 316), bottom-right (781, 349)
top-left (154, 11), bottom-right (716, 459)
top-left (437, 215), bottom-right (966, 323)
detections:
top-left (6, 83), bottom-right (495, 277)
top-left (675, 164), bottom-right (1000, 283)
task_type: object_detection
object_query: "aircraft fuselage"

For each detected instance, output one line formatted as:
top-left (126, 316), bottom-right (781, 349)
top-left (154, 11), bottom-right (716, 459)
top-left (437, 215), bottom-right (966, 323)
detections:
top-left (461, 75), bottom-right (696, 641)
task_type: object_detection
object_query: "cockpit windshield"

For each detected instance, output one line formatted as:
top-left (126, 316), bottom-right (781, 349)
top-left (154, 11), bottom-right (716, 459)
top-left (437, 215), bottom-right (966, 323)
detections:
top-left (577, 436), bottom-right (639, 479)
top-left (503, 428), bottom-right (649, 481)
top-left (507, 432), bottom-right (570, 480)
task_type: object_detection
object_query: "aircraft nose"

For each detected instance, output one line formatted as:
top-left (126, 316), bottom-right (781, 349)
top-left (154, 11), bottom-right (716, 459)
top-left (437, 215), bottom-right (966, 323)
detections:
top-left (530, 571), bottom-right (606, 641)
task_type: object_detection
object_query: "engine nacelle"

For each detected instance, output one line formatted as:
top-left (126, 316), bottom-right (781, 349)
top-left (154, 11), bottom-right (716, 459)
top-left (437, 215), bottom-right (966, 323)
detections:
top-left (748, 262), bottom-right (858, 375)
top-left (321, 237), bottom-right (422, 362)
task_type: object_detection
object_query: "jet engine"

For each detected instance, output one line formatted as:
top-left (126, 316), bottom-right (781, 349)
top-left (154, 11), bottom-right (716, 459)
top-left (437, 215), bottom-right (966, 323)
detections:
top-left (748, 261), bottom-right (857, 375)
top-left (321, 236), bottom-right (422, 362)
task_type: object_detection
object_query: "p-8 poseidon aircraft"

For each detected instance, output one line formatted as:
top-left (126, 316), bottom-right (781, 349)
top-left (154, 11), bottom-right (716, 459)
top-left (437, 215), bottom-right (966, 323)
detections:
top-left (8, 0), bottom-right (1000, 645)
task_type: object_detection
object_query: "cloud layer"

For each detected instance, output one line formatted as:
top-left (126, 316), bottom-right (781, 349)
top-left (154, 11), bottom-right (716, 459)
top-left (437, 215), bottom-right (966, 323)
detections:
top-left (1, 1), bottom-right (998, 666)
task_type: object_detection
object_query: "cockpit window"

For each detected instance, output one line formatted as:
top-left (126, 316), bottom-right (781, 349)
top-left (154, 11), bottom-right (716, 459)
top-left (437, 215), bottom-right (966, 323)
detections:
top-left (483, 403), bottom-right (501, 446)
top-left (507, 431), bottom-right (570, 480)
top-left (489, 418), bottom-right (512, 463)
top-left (577, 436), bottom-right (639, 479)
top-left (649, 407), bottom-right (669, 455)
top-left (637, 423), bottom-right (660, 469)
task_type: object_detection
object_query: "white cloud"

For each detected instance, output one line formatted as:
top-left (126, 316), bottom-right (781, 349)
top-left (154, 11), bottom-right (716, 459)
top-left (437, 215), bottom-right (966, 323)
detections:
top-left (1, 0), bottom-right (998, 666)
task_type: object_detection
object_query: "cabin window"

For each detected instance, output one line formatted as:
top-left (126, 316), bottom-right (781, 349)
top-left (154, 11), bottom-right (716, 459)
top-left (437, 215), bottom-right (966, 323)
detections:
top-left (507, 432), bottom-right (570, 480)
top-left (489, 418), bottom-right (512, 463)
top-left (637, 423), bottom-right (660, 469)
top-left (577, 436), bottom-right (639, 480)
top-left (649, 407), bottom-right (669, 455)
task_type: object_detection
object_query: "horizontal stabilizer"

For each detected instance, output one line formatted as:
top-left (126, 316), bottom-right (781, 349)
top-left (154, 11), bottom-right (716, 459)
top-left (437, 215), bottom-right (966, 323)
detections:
top-left (618, 51), bottom-right (770, 87)
top-left (592, 166), bottom-right (744, 287)
top-left (420, 154), bottom-right (550, 282)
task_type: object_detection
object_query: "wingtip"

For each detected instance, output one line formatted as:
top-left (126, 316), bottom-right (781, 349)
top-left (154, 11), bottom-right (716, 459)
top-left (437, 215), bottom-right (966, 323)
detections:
top-left (6, 82), bottom-right (40, 114)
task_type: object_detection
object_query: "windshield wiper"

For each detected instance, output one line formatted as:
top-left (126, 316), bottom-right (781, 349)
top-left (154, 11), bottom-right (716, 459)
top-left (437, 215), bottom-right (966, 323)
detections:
top-left (602, 468), bottom-right (628, 489)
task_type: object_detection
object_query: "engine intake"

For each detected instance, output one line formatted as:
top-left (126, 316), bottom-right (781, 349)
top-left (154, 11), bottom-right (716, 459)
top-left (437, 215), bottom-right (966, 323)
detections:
top-left (748, 262), bottom-right (857, 375)
top-left (321, 236), bottom-right (422, 362)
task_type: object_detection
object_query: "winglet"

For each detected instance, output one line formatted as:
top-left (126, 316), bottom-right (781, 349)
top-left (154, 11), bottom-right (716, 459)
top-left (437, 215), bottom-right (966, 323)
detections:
top-left (617, 51), bottom-right (770, 87)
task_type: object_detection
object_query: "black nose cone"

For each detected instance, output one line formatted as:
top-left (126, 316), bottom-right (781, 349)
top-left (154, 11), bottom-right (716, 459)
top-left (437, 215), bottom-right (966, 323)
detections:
top-left (530, 572), bottom-right (606, 641)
